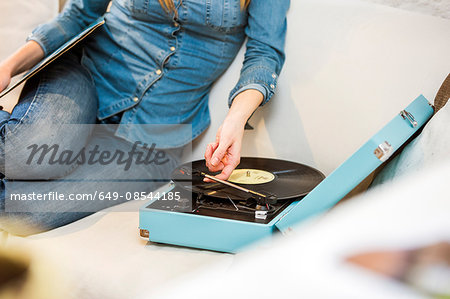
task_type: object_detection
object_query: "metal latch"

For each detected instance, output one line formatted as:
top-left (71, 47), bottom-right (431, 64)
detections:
top-left (400, 110), bottom-right (418, 128)
top-left (374, 141), bottom-right (394, 162)
top-left (139, 229), bottom-right (149, 239)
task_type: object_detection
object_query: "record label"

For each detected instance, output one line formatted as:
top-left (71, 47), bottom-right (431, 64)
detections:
top-left (228, 169), bottom-right (275, 185)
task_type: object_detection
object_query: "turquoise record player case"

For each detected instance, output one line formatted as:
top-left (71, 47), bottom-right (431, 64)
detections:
top-left (139, 95), bottom-right (434, 253)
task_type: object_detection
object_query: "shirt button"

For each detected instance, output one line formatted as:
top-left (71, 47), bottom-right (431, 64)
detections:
top-left (133, 97), bottom-right (139, 102)
top-left (270, 84), bottom-right (275, 89)
top-left (156, 69), bottom-right (162, 75)
top-left (272, 73), bottom-right (277, 79)
top-left (170, 46), bottom-right (176, 51)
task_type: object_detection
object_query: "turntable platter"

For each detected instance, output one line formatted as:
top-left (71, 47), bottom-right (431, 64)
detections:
top-left (172, 157), bottom-right (325, 201)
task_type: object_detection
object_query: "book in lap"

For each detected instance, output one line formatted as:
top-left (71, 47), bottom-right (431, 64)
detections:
top-left (0, 18), bottom-right (105, 100)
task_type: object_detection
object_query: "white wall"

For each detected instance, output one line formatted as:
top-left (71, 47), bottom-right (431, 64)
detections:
top-left (363, 0), bottom-right (450, 19)
top-left (194, 0), bottom-right (450, 175)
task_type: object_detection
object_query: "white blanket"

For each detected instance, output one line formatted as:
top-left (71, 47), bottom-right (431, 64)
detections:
top-left (154, 154), bottom-right (450, 299)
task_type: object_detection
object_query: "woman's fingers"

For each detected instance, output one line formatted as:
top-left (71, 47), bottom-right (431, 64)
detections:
top-left (210, 141), bottom-right (230, 167)
top-left (212, 142), bottom-right (241, 180)
top-left (204, 115), bottom-right (244, 180)
top-left (204, 142), bottom-right (218, 169)
top-left (207, 157), bottom-right (225, 173)
top-left (204, 143), bottom-right (213, 163)
top-left (214, 163), bottom-right (237, 181)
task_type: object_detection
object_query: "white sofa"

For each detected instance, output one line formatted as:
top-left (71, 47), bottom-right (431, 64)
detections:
top-left (202, 0), bottom-right (450, 175)
top-left (1, 0), bottom-right (449, 298)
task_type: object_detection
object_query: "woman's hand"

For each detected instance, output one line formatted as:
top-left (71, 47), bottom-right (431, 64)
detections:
top-left (204, 115), bottom-right (245, 181)
top-left (204, 89), bottom-right (264, 180)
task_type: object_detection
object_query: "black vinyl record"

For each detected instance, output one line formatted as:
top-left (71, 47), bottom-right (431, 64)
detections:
top-left (172, 157), bottom-right (325, 201)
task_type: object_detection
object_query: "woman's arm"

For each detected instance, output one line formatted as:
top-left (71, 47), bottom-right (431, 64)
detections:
top-left (0, 41), bottom-right (44, 93)
top-left (1, 0), bottom-right (109, 92)
top-left (204, 89), bottom-right (263, 180)
top-left (27, 0), bottom-right (110, 56)
top-left (229, 0), bottom-right (290, 107)
top-left (2, 41), bottom-right (45, 77)
top-left (1, 0), bottom-right (109, 97)
top-left (204, 0), bottom-right (290, 180)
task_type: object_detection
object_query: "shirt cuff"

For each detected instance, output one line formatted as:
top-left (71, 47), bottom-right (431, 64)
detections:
top-left (228, 83), bottom-right (268, 108)
top-left (26, 21), bottom-right (69, 57)
top-left (26, 32), bottom-right (50, 56)
top-left (228, 66), bottom-right (279, 108)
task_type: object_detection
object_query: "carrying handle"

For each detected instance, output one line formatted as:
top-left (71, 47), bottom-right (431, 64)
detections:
top-left (434, 74), bottom-right (450, 113)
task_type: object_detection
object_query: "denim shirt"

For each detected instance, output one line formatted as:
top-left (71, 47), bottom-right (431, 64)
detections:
top-left (28, 0), bottom-right (289, 148)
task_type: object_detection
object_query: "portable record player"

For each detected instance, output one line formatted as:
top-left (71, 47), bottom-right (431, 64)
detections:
top-left (139, 95), bottom-right (434, 252)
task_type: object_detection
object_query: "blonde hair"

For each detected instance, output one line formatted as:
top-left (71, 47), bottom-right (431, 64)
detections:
top-left (158, 0), bottom-right (251, 14)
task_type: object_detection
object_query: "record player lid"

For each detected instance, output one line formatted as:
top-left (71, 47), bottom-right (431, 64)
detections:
top-left (275, 95), bottom-right (434, 233)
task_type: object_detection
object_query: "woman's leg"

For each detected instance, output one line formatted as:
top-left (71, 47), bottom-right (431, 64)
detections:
top-left (0, 48), bottom-right (98, 179)
top-left (0, 48), bottom-right (98, 233)
top-left (1, 125), bottom-right (183, 236)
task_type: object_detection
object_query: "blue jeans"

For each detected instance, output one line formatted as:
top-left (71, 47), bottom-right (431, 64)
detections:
top-left (0, 49), bottom-right (183, 236)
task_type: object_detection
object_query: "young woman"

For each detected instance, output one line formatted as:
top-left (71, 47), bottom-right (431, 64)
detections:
top-left (0, 0), bottom-right (289, 235)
